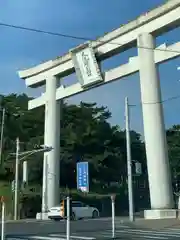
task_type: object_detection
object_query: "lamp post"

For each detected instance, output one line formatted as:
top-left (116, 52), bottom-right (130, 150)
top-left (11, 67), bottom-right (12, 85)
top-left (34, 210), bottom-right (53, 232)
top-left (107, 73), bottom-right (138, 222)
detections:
top-left (13, 139), bottom-right (53, 220)
top-left (14, 137), bottom-right (20, 220)
top-left (125, 97), bottom-right (143, 221)
top-left (125, 97), bottom-right (134, 222)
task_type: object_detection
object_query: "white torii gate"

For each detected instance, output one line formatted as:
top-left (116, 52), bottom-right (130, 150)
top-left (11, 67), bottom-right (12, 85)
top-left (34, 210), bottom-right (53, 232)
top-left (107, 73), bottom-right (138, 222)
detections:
top-left (18, 0), bottom-right (180, 219)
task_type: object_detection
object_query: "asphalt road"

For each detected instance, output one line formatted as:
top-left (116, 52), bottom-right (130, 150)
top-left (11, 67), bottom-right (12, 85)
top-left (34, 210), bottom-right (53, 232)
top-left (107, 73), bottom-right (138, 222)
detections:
top-left (2, 218), bottom-right (114, 235)
top-left (3, 218), bottom-right (180, 240)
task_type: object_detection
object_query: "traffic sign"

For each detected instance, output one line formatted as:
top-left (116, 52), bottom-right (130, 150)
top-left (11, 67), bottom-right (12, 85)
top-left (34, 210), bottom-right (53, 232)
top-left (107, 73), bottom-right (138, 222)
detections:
top-left (77, 162), bottom-right (89, 192)
top-left (135, 162), bottom-right (142, 175)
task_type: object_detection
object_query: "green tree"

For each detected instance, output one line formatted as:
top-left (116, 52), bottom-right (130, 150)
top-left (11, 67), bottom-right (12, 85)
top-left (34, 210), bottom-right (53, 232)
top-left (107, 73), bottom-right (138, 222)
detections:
top-left (0, 94), bottom-right (44, 181)
top-left (0, 94), bottom-right (146, 193)
top-left (166, 125), bottom-right (180, 189)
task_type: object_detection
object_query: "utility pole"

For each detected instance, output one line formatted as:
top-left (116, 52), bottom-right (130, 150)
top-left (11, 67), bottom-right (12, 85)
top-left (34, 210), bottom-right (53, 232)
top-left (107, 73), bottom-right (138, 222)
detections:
top-left (125, 97), bottom-right (134, 222)
top-left (42, 155), bottom-right (48, 216)
top-left (0, 108), bottom-right (5, 164)
top-left (14, 137), bottom-right (20, 220)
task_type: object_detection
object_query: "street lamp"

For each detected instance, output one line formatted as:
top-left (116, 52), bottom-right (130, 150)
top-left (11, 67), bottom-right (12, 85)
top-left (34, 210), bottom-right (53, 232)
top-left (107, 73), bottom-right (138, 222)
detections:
top-left (13, 137), bottom-right (52, 220)
top-left (125, 97), bottom-right (143, 221)
top-left (125, 97), bottom-right (134, 222)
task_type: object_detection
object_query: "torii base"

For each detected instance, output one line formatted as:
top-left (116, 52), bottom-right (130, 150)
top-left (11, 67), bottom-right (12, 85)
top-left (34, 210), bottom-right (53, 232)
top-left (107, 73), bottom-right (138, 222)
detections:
top-left (36, 212), bottom-right (49, 220)
top-left (144, 209), bottom-right (177, 219)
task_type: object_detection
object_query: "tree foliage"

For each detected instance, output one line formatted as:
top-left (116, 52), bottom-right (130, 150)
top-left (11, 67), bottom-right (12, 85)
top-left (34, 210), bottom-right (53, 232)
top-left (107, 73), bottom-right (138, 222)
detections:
top-left (1, 94), bottom-right (179, 188)
top-left (2, 93), bottom-right (180, 216)
top-left (0, 94), bottom-right (148, 191)
top-left (166, 125), bottom-right (180, 192)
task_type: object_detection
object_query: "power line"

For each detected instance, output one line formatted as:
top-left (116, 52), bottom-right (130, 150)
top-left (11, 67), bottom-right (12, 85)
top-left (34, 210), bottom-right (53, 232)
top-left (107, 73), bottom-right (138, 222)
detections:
top-left (130, 94), bottom-right (180, 107)
top-left (1, 23), bottom-right (180, 106)
top-left (0, 22), bottom-right (180, 54)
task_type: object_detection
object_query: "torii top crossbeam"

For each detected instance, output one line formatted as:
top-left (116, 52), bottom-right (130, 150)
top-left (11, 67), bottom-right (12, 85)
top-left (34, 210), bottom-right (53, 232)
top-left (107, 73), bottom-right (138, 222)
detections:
top-left (19, 0), bottom-right (180, 81)
top-left (18, 0), bottom-right (180, 110)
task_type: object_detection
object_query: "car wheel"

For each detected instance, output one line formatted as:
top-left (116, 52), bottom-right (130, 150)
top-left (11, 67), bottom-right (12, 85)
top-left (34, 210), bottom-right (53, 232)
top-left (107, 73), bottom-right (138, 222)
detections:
top-left (92, 210), bottom-right (99, 218)
top-left (53, 218), bottom-right (60, 221)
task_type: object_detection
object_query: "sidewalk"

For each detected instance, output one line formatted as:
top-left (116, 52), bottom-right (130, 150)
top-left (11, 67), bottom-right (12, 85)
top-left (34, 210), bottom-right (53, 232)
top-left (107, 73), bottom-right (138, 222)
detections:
top-left (120, 217), bottom-right (180, 230)
top-left (0, 219), bottom-right (50, 224)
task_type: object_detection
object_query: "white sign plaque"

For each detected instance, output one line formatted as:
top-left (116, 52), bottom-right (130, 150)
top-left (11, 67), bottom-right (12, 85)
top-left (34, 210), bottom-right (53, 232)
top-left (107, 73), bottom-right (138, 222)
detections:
top-left (70, 43), bottom-right (103, 88)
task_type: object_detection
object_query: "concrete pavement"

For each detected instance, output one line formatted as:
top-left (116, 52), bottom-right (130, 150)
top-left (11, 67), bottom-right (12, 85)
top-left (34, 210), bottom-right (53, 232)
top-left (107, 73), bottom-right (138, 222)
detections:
top-left (117, 217), bottom-right (180, 230)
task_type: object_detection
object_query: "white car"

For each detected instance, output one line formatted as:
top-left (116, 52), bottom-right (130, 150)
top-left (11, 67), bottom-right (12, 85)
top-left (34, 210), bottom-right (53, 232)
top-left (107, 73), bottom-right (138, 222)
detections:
top-left (48, 201), bottom-right (99, 221)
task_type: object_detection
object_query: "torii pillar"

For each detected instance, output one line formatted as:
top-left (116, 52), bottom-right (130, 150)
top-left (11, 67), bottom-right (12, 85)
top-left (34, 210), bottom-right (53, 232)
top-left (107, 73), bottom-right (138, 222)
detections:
top-left (137, 33), bottom-right (174, 219)
top-left (42, 76), bottom-right (60, 214)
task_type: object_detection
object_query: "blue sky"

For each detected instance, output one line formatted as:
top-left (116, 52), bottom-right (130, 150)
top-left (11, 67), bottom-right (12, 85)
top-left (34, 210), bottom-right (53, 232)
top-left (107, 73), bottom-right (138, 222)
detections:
top-left (0, 0), bottom-right (180, 134)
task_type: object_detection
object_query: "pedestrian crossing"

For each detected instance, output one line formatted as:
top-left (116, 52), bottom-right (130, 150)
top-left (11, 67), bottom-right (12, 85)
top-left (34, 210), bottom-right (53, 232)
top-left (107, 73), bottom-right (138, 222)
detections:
top-left (6, 226), bottom-right (180, 240)
top-left (7, 235), bottom-right (95, 240)
top-left (92, 226), bottom-right (180, 239)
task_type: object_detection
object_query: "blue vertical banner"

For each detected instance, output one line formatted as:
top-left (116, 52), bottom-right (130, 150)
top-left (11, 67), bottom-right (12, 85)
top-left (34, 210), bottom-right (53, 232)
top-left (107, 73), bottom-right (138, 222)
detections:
top-left (77, 162), bottom-right (89, 192)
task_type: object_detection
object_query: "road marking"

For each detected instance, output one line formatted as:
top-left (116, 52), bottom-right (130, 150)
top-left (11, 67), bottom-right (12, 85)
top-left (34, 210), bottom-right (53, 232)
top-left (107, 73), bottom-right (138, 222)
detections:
top-left (114, 229), bottom-right (169, 239)
top-left (126, 228), bottom-right (180, 236)
top-left (114, 225), bottom-right (130, 228)
top-left (28, 236), bottom-right (65, 240)
top-left (50, 234), bottom-right (95, 240)
top-left (138, 236), bottom-right (168, 239)
top-left (68, 236), bottom-right (95, 240)
top-left (81, 229), bottom-right (168, 239)
top-left (92, 230), bottom-right (168, 239)
top-left (8, 227), bottom-right (180, 240)
top-left (81, 218), bottom-right (110, 222)
top-left (6, 235), bottom-right (95, 240)
top-left (6, 238), bottom-right (29, 240)
top-left (166, 228), bottom-right (180, 231)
